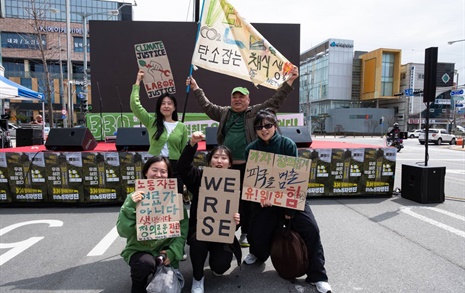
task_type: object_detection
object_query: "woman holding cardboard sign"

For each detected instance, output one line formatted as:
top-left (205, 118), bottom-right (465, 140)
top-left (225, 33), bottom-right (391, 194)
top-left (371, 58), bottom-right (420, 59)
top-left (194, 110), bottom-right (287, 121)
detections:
top-left (243, 109), bottom-right (332, 293)
top-left (177, 131), bottom-right (241, 293)
top-left (116, 156), bottom-right (189, 293)
top-left (131, 70), bottom-right (188, 197)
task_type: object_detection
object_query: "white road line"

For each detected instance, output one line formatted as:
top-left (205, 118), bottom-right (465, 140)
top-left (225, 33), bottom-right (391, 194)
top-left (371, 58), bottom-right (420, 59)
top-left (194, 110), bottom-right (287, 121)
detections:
top-left (87, 226), bottom-right (119, 256)
top-left (399, 159), bottom-right (465, 161)
top-left (400, 207), bottom-right (465, 238)
top-left (0, 220), bottom-right (63, 266)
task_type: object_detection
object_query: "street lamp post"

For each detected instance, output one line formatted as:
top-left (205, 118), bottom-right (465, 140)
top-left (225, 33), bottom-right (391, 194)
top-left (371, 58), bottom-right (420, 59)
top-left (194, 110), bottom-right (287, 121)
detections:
top-left (447, 39), bottom-right (465, 45)
top-left (452, 70), bottom-right (460, 132)
top-left (52, 37), bottom-right (66, 127)
top-left (62, 1), bottom-right (136, 126)
top-left (77, 3), bottom-right (136, 117)
top-left (78, 10), bottom-right (119, 116)
top-left (65, 0), bottom-right (72, 126)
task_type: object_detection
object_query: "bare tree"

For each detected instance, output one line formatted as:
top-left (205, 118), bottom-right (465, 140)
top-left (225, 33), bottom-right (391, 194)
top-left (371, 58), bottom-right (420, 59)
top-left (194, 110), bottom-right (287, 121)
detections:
top-left (364, 119), bottom-right (379, 136)
top-left (21, 0), bottom-right (56, 127)
top-left (311, 113), bottom-right (330, 134)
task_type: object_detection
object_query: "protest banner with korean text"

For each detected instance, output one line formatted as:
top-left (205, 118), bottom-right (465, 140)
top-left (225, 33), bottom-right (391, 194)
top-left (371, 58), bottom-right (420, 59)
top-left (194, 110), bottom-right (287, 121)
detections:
top-left (243, 150), bottom-right (309, 211)
top-left (135, 178), bottom-right (183, 241)
top-left (191, 0), bottom-right (293, 89)
top-left (197, 167), bottom-right (240, 244)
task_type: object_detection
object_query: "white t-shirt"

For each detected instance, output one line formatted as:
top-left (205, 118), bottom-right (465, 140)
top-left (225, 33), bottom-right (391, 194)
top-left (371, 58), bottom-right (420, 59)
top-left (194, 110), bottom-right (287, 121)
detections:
top-left (160, 121), bottom-right (178, 157)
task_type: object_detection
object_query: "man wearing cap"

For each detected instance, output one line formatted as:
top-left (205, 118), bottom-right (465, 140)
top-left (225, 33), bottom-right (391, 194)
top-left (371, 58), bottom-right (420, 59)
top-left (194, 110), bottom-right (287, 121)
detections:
top-left (186, 66), bottom-right (299, 247)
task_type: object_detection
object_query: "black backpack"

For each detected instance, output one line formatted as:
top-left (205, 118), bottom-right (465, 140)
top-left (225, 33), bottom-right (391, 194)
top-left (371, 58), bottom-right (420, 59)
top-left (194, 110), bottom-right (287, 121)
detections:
top-left (270, 220), bottom-right (309, 280)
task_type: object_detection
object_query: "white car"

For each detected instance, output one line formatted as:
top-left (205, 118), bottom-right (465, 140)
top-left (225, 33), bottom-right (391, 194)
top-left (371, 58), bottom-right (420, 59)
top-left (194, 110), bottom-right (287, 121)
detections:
top-left (407, 129), bottom-right (423, 138)
top-left (418, 129), bottom-right (456, 145)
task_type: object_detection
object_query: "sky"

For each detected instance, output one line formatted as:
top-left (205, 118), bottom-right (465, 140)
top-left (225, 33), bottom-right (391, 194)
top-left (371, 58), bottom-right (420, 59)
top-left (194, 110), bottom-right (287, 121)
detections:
top-left (122, 0), bottom-right (465, 85)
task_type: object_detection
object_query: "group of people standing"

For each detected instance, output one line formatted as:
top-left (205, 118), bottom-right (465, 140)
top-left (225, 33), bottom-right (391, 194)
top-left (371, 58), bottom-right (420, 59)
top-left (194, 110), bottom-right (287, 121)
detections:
top-left (116, 68), bottom-right (332, 293)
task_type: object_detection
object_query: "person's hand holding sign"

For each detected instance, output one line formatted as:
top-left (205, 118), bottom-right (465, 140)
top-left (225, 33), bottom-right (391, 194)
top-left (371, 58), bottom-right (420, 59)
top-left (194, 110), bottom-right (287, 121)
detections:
top-left (190, 131), bottom-right (205, 147)
top-left (285, 65), bottom-right (299, 86)
top-left (260, 198), bottom-right (272, 208)
top-left (131, 190), bottom-right (145, 203)
top-left (135, 70), bottom-right (144, 86)
top-left (233, 213), bottom-right (240, 225)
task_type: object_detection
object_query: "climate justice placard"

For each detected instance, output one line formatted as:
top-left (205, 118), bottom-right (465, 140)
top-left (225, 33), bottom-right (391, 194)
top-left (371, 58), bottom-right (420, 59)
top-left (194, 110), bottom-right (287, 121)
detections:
top-left (135, 40), bottom-right (176, 98)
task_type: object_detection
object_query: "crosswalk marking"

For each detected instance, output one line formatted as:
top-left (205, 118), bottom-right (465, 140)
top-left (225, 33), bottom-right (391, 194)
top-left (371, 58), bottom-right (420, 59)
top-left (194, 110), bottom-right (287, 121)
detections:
top-left (400, 207), bottom-right (465, 238)
top-left (87, 226), bottom-right (119, 256)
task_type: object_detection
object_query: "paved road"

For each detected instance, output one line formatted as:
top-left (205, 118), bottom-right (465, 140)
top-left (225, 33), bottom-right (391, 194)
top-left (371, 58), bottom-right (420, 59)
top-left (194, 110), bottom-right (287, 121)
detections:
top-left (1, 137), bottom-right (464, 292)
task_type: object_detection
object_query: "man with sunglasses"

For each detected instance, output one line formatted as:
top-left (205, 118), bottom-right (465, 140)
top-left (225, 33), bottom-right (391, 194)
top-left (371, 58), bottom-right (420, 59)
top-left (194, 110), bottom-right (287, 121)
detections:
top-left (186, 66), bottom-right (299, 247)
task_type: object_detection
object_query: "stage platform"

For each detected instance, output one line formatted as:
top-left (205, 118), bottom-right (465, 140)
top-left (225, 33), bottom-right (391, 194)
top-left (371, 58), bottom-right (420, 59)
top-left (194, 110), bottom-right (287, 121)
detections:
top-left (0, 140), bottom-right (396, 206)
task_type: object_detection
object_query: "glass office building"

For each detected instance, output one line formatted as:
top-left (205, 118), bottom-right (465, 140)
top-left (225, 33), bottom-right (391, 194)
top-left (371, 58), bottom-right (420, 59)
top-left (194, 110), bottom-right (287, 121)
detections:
top-left (300, 38), bottom-right (354, 128)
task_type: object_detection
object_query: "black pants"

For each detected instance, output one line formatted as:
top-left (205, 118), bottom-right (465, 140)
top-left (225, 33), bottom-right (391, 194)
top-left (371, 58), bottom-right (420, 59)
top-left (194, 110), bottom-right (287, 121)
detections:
top-left (232, 163), bottom-right (252, 235)
top-left (189, 236), bottom-right (233, 281)
top-left (248, 204), bottom-right (328, 282)
top-left (129, 251), bottom-right (156, 293)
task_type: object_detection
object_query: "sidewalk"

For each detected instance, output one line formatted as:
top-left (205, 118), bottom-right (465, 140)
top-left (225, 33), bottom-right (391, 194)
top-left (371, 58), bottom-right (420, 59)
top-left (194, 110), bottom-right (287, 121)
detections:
top-left (448, 144), bottom-right (465, 151)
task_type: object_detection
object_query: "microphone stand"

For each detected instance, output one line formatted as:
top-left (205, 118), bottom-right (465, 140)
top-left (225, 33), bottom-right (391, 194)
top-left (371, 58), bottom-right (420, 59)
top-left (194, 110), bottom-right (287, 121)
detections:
top-left (96, 82), bottom-right (104, 142)
top-left (115, 84), bottom-right (123, 128)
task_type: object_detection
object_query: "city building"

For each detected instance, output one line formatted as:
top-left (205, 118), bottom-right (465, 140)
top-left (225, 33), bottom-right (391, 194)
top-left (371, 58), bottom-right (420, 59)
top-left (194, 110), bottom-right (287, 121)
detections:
top-left (299, 38), bottom-right (355, 131)
top-left (0, 0), bottom-right (133, 126)
top-left (300, 42), bottom-right (458, 134)
top-left (397, 62), bottom-right (458, 131)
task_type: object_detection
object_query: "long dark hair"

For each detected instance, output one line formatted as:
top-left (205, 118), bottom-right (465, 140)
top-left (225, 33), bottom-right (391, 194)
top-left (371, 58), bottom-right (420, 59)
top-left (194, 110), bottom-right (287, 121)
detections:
top-left (253, 108), bottom-right (280, 133)
top-left (142, 156), bottom-right (173, 178)
top-left (153, 93), bottom-right (179, 140)
top-left (206, 145), bottom-right (233, 167)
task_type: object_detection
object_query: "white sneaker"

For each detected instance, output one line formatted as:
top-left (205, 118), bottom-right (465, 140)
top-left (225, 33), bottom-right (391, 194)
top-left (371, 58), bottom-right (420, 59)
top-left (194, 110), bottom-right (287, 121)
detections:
top-left (191, 277), bottom-right (204, 293)
top-left (243, 253), bottom-right (257, 265)
top-left (311, 281), bottom-right (332, 293)
top-left (239, 234), bottom-right (250, 247)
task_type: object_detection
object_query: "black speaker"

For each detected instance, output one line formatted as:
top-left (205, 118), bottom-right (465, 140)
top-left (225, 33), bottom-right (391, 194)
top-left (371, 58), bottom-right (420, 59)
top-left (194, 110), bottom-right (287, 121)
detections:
top-left (45, 128), bottom-right (97, 151)
top-left (281, 126), bottom-right (312, 148)
top-left (115, 127), bottom-right (150, 151)
top-left (16, 128), bottom-right (43, 147)
top-left (205, 127), bottom-right (218, 150)
top-left (0, 119), bottom-right (7, 131)
top-left (423, 47), bottom-right (438, 103)
top-left (401, 164), bottom-right (445, 203)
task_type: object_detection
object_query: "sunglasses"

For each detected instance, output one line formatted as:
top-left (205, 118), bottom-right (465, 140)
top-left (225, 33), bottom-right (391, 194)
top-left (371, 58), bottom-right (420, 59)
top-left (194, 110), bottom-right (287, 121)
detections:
top-left (254, 123), bottom-right (274, 131)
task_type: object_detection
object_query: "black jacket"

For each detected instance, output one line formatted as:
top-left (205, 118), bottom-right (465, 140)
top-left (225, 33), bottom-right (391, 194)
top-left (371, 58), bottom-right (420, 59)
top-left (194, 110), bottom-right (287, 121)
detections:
top-left (177, 142), bottom-right (242, 266)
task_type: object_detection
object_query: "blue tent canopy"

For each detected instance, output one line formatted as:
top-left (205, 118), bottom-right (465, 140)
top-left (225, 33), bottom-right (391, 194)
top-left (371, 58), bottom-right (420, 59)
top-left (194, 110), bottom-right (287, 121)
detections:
top-left (0, 75), bottom-right (44, 101)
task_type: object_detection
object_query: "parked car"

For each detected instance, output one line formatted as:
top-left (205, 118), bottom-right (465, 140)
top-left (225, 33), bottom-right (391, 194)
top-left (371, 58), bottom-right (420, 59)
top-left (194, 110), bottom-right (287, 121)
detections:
top-left (407, 129), bottom-right (423, 138)
top-left (418, 129), bottom-right (456, 145)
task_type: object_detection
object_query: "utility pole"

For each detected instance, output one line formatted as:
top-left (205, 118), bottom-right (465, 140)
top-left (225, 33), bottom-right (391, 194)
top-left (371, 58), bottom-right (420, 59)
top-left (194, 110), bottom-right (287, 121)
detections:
top-left (58, 37), bottom-right (67, 127)
top-left (66, 0), bottom-right (73, 126)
